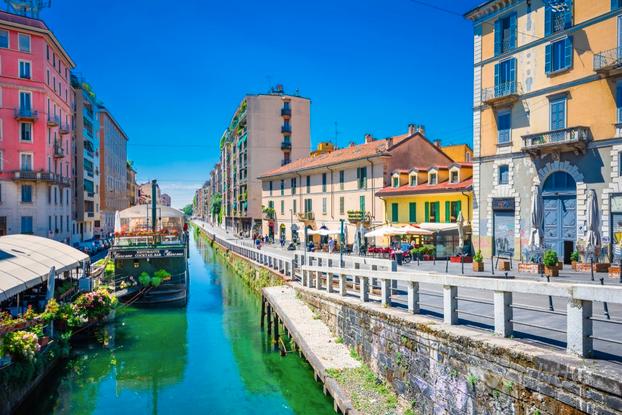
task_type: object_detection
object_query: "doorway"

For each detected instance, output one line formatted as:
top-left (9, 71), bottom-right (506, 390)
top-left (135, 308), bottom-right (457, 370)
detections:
top-left (543, 171), bottom-right (577, 263)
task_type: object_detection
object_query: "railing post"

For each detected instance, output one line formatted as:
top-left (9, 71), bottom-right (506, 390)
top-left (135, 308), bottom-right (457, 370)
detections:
top-left (302, 269), bottom-right (307, 287)
top-left (354, 263), bottom-right (360, 288)
top-left (443, 285), bottom-right (458, 325)
top-left (359, 275), bottom-right (369, 302)
top-left (380, 278), bottom-right (390, 306)
top-left (315, 271), bottom-right (322, 290)
top-left (407, 281), bottom-right (420, 314)
top-left (327, 272), bottom-right (334, 294)
top-left (493, 291), bottom-right (513, 337)
top-left (567, 298), bottom-right (593, 357)
top-left (339, 273), bottom-right (347, 296)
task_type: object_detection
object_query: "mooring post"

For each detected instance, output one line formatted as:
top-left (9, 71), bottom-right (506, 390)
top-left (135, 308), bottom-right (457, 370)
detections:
top-left (260, 297), bottom-right (265, 329)
top-left (267, 303), bottom-right (272, 337)
top-left (274, 312), bottom-right (280, 350)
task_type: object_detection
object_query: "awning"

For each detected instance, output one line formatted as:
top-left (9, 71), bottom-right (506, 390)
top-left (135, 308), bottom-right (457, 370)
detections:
top-left (308, 228), bottom-right (341, 236)
top-left (417, 222), bottom-right (460, 232)
top-left (0, 235), bottom-right (89, 302)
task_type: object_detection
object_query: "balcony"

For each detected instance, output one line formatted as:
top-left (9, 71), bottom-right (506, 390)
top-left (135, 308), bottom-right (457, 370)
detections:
top-left (594, 47), bottom-right (622, 77)
top-left (521, 126), bottom-right (590, 156)
top-left (297, 212), bottom-right (315, 221)
top-left (281, 140), bottom-right (292, 150)
top-left (85, 191), bottom-right (95, 199)
top-left (280, 107), bottom-right (291, 117)
top-left (481, 81), bottom-right (522, 107)
top-left (47, 114), bottom-right (60, 127)
top-left (281, 125), bottom-right (292, 135)
top-left (59, 123), bottom-right (71, 135)
top-left (14, 107), bottom-right (38, 121)
top-left (53, 142), bottom-right (64, 158)
top-left (11, 170), bottom-right (71, 186)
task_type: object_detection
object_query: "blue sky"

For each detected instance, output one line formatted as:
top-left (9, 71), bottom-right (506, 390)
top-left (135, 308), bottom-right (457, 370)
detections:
top-left (42, 0), bottom-right (482, 208)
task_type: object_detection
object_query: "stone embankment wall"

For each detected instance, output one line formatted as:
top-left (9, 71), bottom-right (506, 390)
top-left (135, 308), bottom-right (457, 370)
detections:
top-left (297, 287), bottom-right (622, 415)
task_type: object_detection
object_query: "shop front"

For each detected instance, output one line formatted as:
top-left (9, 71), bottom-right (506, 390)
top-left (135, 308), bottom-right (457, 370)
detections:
top-left (492, 197), bottom-right (515, 259)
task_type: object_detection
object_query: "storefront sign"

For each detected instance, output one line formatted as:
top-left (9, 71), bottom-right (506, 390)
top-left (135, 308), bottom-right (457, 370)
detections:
top-left (492, 198), bottom-right (515, 211)
top-left (113, 248), bottom-right (185, 259)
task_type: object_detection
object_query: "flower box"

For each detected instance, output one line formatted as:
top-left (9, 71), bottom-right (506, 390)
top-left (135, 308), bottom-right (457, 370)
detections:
top-left (544, 265), bottom-right (559, 277)
top-left (571, 261), bottom-right (578, 271)
top-left (497, 260), bottom-right (511, 271)
top-left (518, 263), bottom-right (544, 274)
top-left (609, 266), bottom-right (621, 278)
top-left (472, 262), bottom-right (484, 272)
top-left (575, 263), bottom-right (611, 273)
top-left (450, 256), bottom-right (473, 263)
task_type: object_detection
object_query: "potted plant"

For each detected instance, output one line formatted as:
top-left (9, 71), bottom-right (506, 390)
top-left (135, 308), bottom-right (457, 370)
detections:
top-left (543, 249), bottom-right (559, 277)
top-left (569, 250), bottom-right (579, 270)
top-left (473, 250), bottom-right (484, 272)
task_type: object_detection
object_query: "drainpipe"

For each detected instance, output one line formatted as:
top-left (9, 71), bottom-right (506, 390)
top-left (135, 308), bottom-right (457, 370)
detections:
top-left (327, 166), bottom-right (335, 220)
top-left (461, 191), bottom-right (471, 222)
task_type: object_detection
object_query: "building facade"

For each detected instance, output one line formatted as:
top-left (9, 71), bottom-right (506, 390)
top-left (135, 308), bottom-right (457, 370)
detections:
top-left (466, 0), bottom-right (622, 262)
top-left (258, 126), bottom-right (454, 244)
top-left (138, 181), bottom-right (160, 205)
top-left (220, 86), bottom-right (311, 235)
top-left (160, 193), bottom-right (171, 207)
top-left (70, 75), bottom-right (100, 243)
top-left (0, 11), bottom-right (74, 240)
top-left (126, 161), bottom-right (138, 207)
top-left (98, 106), bottom-right (128, 235)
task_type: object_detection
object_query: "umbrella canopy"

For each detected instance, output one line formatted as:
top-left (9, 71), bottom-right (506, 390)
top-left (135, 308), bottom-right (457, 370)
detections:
top-left (308, 228), bottom-right (340, 236)
top-left (114, 210), bottom-right (122, 234)
top-left (400, 225), bottom-right (434, 236)
top-left (45, 266), bottom-right (56, 302)
top-left (585, 189), bottom-right (601, 251)
top-left (417, 222), bottom-right (459, 232)
top-left (528, 185), bottom-right (543, 248)
top-left (457, 212), bottom-right (465, 249)
top-left (365, 226), bottom-right (389, 238)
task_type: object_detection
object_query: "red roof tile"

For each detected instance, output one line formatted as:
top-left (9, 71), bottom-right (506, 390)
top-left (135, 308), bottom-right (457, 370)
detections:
top-left (376, 178), bottom-right (473, 196)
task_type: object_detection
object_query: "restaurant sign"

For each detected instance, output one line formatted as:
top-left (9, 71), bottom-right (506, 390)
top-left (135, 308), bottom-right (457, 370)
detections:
top-left (113, 248), bottom-right (185, 259)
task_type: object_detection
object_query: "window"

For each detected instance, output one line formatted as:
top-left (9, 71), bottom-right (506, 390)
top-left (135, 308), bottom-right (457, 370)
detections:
top-left (322, 197), bottom-right (327, 214)
top-left (391, 203), bottom-right (399, 222)
top-left (291, 178), bottom-right (296, 195)
top-left (306, 175), bottom-right (311, 193)
top-left (19, 61), bottom-right (31, 79)
top-left (617, 80), bottom-right (622, 123)
top-left (359, 195), bottom-right (365, 212)
top-left (449, 201), bottom-right (462, 223)
top-left (614, 0), bottom-right (622, 10)
top-left (494, 58), bottom-right (516, 96)
top-left (450, 170), bottom-right (459, 184)
top-left (322, 173), bottom-right (327, 192)
top-left (545, 37), bottom-right (573, 74)
top-left (392, 176), bottom-right (399, 188)
top-left (499, 165), bottom-right (510, 185)
top-left (269, 180), bottom-right (273, 196)
top-left (494, 13), bottom-right (516, 55)
top-left (20, 122), bottom-right (32, 142)
top-left (356, 167), bottom-right (367, 189)
top-left (426, 201), bottom-right (440, 223)
top-left (339, 197), bottom-right (345, 215)
top-left (497, 110), bottom-right (511, 144)
top-left (429, 172), bottom-right (437, 185)
top-left (619, 152), bottom-right (622, 177)
top-left (550, 96), bottom-right (567, 131)
top-left (19, 91), bottom-right (32, 110)
top-left (339, 171), bottom-right (344, 190)
top-left (21, 184), bottom-right (32, 203)
top-left (0, 30), bottom-right (8, 48)
top-left (280, 179), bottom-right (284, 196)
top-left (409, 174), bottom-right (417, 186)
top-left (0, 216), bottom-right (5, 235)
top-left (293, 199), bottom-right (297, 214)
top-left (20, 216), bottom-right (33, 234)
top-left (280, 200), bottom-right (284, 215)
top-left (20, 153), bottom-right (32, 170)
top-left (304, 198), bottom-right (312, 213)
top-left (545, 0), bottom-right (572, 36)
top-left (18, 34), bottom-right (30, 52)
top-left (409, 202), bottom-right (416, 223)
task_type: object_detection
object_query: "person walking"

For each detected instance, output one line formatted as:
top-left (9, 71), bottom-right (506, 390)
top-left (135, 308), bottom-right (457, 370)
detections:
top-left (328, 237), bottom-right (335, 254)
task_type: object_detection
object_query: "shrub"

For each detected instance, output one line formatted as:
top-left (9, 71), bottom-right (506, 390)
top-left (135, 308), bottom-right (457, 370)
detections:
top-left (73, 288), bottom-right (117, 321)
top-left (543, 249), bottom-right (558, 267)
top-left (473, 249), bottom-right (483, 263)
top-left (570, 250), bottom-right (579, 262)
top-left (150, 276), bottom-right (162, 288)
top-left (138, 272), bottom-right (151, 286)
top-left (41, 299), bottom-right (60, 323)
top-left (3, 330), bottom-right (39, 361)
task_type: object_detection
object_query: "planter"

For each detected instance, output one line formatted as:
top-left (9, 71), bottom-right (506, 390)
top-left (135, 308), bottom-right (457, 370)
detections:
top-left (423, 255), bottom-right (431, 261)
top-left (472, 262), bottom-right (484, 272)
top-left (571, 261), bottom-right (578, 271)
top-left (497, 260), bottom-right (510, 271)
top-left (544, 265), bottom-right (559, 277)
top-left (518, 263), bottom-right (544, 274)
top-left (557, 261), bottom-right (564, 270)
top-left (575, 263), bottom-right (611, 273)
top-left (450, 256), bottom-right (473, 263)
top-left (608, 266), bottom-right (622, 278)
top-left (38, 336), bottom-right (50, 348)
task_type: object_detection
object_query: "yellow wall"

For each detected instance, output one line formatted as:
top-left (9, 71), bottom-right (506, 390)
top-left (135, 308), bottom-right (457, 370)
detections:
top-left (381, 191), bottom-right (473, 225)
top-left (441, 144), bottom-right (473, 162)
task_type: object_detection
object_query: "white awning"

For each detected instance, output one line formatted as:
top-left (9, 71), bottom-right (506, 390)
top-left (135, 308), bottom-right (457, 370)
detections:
top-left (308, 228), bottom-right (341, 236)
top-left (119, 204), bottom-right (185, 219)
top-left (0, 235), bottom-right (89, 302)
top-left (417, 222), bottom-right (460, 232)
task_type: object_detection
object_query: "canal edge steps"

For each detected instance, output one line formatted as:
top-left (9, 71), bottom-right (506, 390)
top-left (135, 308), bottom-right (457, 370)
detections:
top-left (263, 286), bottom-right (360, 415)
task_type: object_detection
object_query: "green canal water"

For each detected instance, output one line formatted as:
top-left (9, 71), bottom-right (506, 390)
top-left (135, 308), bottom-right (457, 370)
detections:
top-left (21, 231), bottom-right (334, 415)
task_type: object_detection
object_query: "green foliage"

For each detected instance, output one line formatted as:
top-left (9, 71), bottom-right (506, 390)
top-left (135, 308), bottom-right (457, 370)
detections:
top-left (466, 373), bottom-right (478, 387)
top-left (473, 249), bottom-right (483, 263)
top-left (73, 288), bottom-right (117, 321)
top-left (570, 250), bottom-right (579, 262)
top-left (335, 337), bottom-right (344, 344)
top-left (182, 204), bottom-right (193, 216)
top-left (349, 348), bottom-right (362, 361)
top-left (151, 269), bottom-right (170, 288)
top-left (3, 331), bottom-right (39, 361)
top-left (543, 249), bottom-right (558, 267)
top-left (503, 380), bottom-right (514, 393)
top-left (138, 272), bottom-right (151, 286)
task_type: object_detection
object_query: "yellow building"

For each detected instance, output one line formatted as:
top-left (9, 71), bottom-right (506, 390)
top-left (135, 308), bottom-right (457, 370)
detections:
top-left (466, 1), bottom-right (622, 262)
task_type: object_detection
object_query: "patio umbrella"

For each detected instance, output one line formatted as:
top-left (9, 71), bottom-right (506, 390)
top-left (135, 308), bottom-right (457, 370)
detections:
top-left (114, 210), bottom-right (122, 234)
top-left (365, 226), bottom-right (389, 238)
top-left (401, 225), bottom-right (433, 236)
top-left (528, 185), bottom-right (543, 248)
top-left (585, 189), bottom-right (601, 253)
top-left (46, 266), bottom-right (56, 302)
top-left (457, 211), bottom-right (465, 250)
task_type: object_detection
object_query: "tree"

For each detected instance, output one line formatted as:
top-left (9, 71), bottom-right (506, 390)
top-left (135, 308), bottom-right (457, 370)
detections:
top-left (182, 204), bottom-right (193, 216)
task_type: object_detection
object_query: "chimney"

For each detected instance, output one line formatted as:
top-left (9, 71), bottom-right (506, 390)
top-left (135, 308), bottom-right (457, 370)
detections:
top-left (434, 139), bottom-right (441, 148)
top-left (407, 123), bottom-right (416, 135)
top-left (364, 133), bottom-right (375, 143)
top-left (387, 136), bottom-right (394, 148)
top-left (417, 124), bottom-right (426, 136)
top-left (349, 141), bottom-right (356, 148)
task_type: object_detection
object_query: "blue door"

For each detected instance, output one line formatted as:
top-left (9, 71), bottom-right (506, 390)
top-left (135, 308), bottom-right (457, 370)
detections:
top-left (543, 172), bottom-right (576, 262)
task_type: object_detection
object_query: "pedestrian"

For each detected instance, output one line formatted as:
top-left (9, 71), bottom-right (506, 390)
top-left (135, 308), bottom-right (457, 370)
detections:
top-left (328, 237), bottom-right (335, 254)
top-left (280, 237), bottom-right (285, 248)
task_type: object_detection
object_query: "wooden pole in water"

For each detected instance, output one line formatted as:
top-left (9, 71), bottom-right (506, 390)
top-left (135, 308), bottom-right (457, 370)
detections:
top-left (267, 303), bottom-right (272, 337)
top-left (260, 297), bottom-right (265, 329)
top-left (274, 312), bottom-right (280, 350)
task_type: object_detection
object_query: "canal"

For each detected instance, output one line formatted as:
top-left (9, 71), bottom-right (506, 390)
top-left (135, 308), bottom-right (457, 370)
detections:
top-left (20, 231), bottom-right (334, 415)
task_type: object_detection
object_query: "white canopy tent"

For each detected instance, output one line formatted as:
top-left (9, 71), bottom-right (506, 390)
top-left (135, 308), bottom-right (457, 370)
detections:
top-left (0, 235), bottom-right (89, 302)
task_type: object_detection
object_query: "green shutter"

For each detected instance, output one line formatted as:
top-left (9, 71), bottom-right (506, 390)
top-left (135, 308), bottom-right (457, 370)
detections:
top-left (409, 202), bottom-right (416, 223)
top-left (424, 202), bottom-right (429, 222)
top-left (456, 200), bottom-right (462, 217)
top-left (392, 203), bottom-right (399, 222)
top-left (445, 201), bottom-right (450, 223)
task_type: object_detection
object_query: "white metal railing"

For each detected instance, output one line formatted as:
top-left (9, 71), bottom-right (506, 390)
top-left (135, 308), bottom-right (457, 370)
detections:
top-left (300, 265), bottom-right (622, 358)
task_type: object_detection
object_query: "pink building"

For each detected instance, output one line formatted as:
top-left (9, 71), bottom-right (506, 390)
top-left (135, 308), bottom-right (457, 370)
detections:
top-left (0, 11), bottom-right (75, 239)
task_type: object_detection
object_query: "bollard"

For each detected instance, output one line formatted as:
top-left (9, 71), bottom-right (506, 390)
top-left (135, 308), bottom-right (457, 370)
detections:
top-left (445, 257), bottom-right (449, 273)
top-left (590, 257), bottom-right (595, 282)
top-left (461, 255), bottom-right (464, 275)
top-left (491, 256), bottom-right (495, 276)
top-left (546, 275), bottom-right (554, 311)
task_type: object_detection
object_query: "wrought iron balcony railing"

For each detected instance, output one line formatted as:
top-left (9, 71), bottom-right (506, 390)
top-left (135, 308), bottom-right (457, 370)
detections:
top-left (481, 81), bottom-right (522, 106)
top-left (281, 107), bottom-right (291, 117)
top-left (59, 122), bottom-right (71, 135)
top-left (53, 141), bottom-right (64, 158)
top-left (521, 126), bottom-right (590, 155)
top-left (281, 125), bottom-right (292, 134)
top-left (281, 140), bottom-right (292, 150)
top-left (14, 107), bottom-right (38, 120)
top-left (594, 46), bottom-right (622, 74)
top-left (12, 170), bottom-right (71, 186)
top-left (47, 114), bottom-right (61, 126)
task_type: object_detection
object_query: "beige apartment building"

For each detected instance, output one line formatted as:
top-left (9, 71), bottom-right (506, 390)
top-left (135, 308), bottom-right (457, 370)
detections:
top-left (126, 161), bottom-right (138, 206)
top-left (258, 125), bottom-right (454, 243)
top-left (220, 85), bottom-right (311, 235)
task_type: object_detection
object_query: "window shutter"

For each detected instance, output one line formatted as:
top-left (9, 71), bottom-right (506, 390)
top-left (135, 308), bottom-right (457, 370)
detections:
top-left (494, 63), bottom-right (500, 92)
top-left (564, 36), bottom-right (573, 69)
top-left (424, 202), bottom-right (429, 222)
top-left (545, 44), bottom-right (552, 74)
top-left (509, 58), bottom-right (516, 92)
top-left (494, 18), bottom-right (502, 56)
top-left (409, 202), bottom-right (416, 223)
top-left (509, 13), bottom-right (517, 49)
top-left (456, 200), bottom-right (462, 216)
top-left (564, 0), bottom-right (573, 29)
top-left (445, 201), bottom-right (450, 222)
top-left (617, 82), bottom-right (622, 122)
top-left (544, 5), bottom-right (552, 36)
top-left (392, 203), bottom-right (398, 222)
top-left (434, 202), bottom-right (440, 223)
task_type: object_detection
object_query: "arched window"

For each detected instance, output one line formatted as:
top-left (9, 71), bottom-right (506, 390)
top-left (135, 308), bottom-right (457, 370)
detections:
top-left (543, 171), bottom-right (576, 193)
